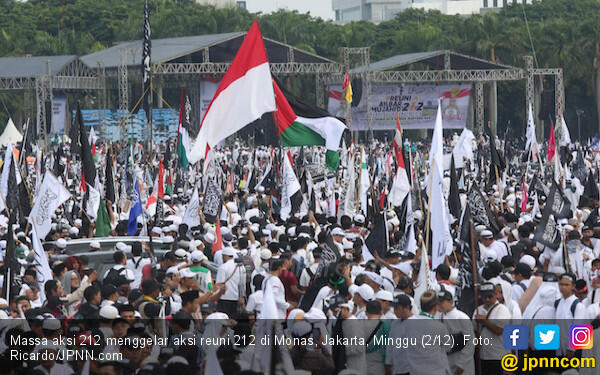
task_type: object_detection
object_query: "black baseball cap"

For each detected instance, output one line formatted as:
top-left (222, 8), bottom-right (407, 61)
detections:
top-left (392, 294), bottom-right (412, 307)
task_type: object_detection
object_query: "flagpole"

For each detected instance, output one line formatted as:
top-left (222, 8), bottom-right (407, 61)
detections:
top-left (424, 159), bottom-right (435, 253)
top-left (494, 165), bottom-right (504, 212)
top-left (469, 217), bottom-right (482, 375)
top-left (357, 146), bottom-right (363, 214)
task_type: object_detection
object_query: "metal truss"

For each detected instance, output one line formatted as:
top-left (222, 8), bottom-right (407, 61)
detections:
top-left (0, 77), bottom-right (34, 91)
top-left (322, 69), bottom-right (525, 84)
top-left (152, 62), bottom-right (343, 75)
top-left (476, 82), bottom-right (484, 133)
top-left (0, 76), bottom-right (103, 91)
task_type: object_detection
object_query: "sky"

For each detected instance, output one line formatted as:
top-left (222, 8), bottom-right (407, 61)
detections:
top-left (246, 0), bottom-right (334, 21)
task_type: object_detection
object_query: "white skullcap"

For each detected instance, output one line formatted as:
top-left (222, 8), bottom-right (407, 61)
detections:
top-left (260, 249), bottom-right (272, 260)
top-left (190, 250), bottom-right (206, 263)
top-left (483, 249), bottom-right (498, 262)
top-left (99, 305), bottom-right (119, 319)
top-left (520, 254), bottom-right (536, 271)
top-left (357, 284), bottom-right (375, 301)
top-left (291, 321), bottom-right (312, 337)
top-left (56, 238), bottom-right (67, 249)
top-left (391, 261), bottom-right (412, 276)
top-left (375, 290), bottom-right (394, 302)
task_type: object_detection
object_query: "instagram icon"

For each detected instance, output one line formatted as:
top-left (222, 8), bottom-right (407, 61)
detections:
top-left (569, 325), bottom-right (593, 349)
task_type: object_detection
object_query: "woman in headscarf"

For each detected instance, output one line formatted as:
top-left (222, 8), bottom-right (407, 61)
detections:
top-left (61, 270), bottom-right (83, 316)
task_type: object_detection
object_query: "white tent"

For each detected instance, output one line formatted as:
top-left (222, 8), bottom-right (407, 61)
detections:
top-left (0, 119), bottom-right (22, 146)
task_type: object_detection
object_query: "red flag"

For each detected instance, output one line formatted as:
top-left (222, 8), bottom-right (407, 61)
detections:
top-left (379, 190), bottom-right (386, 210)
top-left (521, 179), bottom-right (528, 212)
top-left (212, 220), bottom-right (223, 255)
top-left (342, 72), bottom-right (350, 90)
top-left (157, 161), bottom-right (165, 199)
top-left (548, 119), bottom-right (556, 162)
top-left (80, 172), bottom-right (86, 193)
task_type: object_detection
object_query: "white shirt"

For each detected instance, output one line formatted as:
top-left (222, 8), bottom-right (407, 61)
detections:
top-left (439, 308), bottom-right (475, 375)
top-left (385, 319), bottom-right (410, 374)
top-left (299, 263), bottom-right (319, 288)
top-left (32, 363), bottom-right (74, 375)
top-left (260, 275), bottom-right (289, 319)
top-left (474, 302), bottom-right (511, 360)
top-left (216, 259), bottom-right (244, 301)
top-left (310, 285), bottom-right (334, 311)
top-left (246, 290), bottom-right (263, 315)
top-left (489, 240), bottom-right (510, 261)
top-left (512, 278), bottom-right (531, 302)
top-left (244, 208), bottom-right (260, 220)
top-left (404, 315), bottom-right (452, 375)
top-left (556, 294), bottom-right (587, 355)
top-left (126, 256), bottom-right (151, 289)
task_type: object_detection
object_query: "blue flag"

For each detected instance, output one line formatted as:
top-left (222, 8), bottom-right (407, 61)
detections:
top-left (128, 180), bottom-right (142, 235)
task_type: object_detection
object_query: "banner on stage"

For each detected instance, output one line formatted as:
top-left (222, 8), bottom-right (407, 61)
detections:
top-left (327, 83), bottom-right (472, 130)
top-left (52, 92), bottom-right (67, 134)
top-left (199, 80), bottom-right (219, 123)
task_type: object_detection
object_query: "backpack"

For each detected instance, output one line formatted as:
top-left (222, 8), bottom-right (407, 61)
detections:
top-left (104, 267), bottom-right (127, 287)
top-left (554, 298), bottom-right (581, 317)
top-left (291, 256), bottom-right (306, 281)
top-left (305, 267), bottom-right (316, 288)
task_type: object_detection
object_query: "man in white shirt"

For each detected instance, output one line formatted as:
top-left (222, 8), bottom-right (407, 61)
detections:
top-left (511, 262), bottom-right (532, 302)
top-left (385, 294), bottom-right (413, 375)
top-left (103, 251), bottom-right (135, 284)
top-left (125, 242), bottom-right (151, 290)
top-left (299, 247), bottom-right (321, 290)
top-left (474, 282), bottom-right (511, 374)
top-left (215, 247), bottom-right (245, 319)
top-left (404, 290), bottom-right (452, 375)
top-left (437, 290), bottom-right (475, 375)
top-left (555, 272), bottom-right (587, 357)
top-left (376, 290), bottom-right (396, 319)
top-left (481, 230), bottom-right (510, 261)
top-left (353, 284), bottom-right (374, 319)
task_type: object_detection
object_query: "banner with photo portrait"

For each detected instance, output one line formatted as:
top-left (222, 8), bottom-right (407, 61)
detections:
top-left (328, 83), bottom-right (472, 130)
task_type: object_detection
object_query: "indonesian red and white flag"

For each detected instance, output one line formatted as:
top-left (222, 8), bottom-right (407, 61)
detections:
top-left (521, 179), bottom-right (528, 212)
top-left (189, 20), bottom-right (275, 163)
top-left (389, 122), bottom-right (410, 207)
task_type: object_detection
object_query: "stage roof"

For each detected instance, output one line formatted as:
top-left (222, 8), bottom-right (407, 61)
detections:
top-left (351, 50), bottom-right (518, 73)
top-left (0, 55), bottom-right (80, 78)
top-left (81, 31), bottom-right (335, 69)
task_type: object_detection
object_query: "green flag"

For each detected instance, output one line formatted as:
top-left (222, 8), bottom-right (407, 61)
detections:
top-left (95, 198), bottom-right (111, 237)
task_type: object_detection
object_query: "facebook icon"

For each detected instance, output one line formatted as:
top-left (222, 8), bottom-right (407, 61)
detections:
top-left (503, 325), bottom-right (529, 350)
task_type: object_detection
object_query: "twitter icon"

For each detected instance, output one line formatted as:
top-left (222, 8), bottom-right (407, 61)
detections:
top-left (534, 325), bottom-right (560, 350)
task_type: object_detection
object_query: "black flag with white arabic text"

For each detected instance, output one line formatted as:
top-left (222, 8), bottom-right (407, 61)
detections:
top-left (141, 0), bottom-right (151, 118)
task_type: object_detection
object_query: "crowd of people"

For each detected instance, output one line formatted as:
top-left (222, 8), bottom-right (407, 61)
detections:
top-left (0, 127), bottom-right (599, 375)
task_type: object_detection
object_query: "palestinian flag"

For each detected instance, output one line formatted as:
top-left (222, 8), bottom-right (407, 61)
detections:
top-left (273, 79), bottom-right (346, 171)
top-left (166, 169), bottom-right (173, 196)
